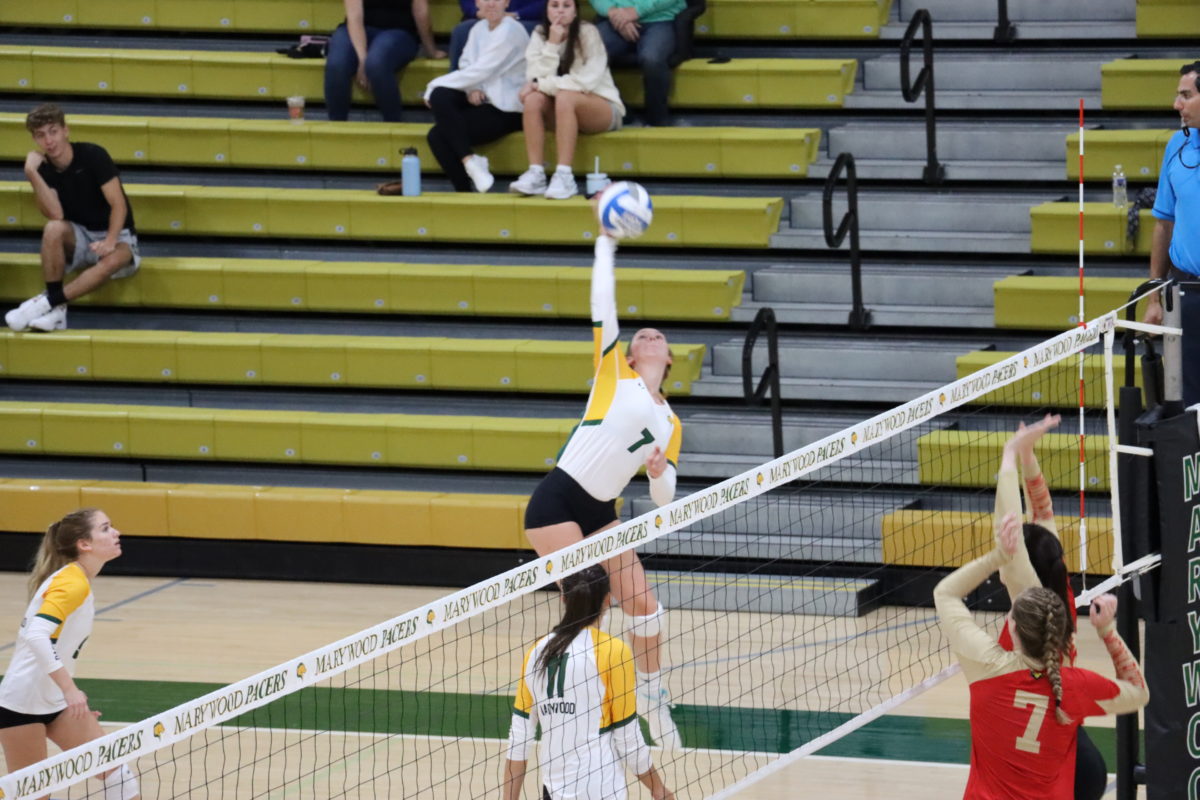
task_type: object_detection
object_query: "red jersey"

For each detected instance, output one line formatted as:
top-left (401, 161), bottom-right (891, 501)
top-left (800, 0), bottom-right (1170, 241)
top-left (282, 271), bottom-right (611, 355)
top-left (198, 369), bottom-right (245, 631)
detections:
top-left (936, 543), bottom-right (1148, 800)
top-left (965, 664), bottom-right (1120, 799)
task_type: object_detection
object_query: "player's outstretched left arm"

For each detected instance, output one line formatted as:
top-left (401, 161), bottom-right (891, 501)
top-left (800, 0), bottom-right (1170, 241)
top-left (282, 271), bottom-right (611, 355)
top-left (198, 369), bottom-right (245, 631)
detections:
top-left (934, 513), bottom-right (1021, 675)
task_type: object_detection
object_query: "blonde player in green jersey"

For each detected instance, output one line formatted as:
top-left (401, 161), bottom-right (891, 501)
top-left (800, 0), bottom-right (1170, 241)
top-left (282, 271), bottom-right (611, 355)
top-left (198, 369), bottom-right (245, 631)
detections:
top-left (0, 508), bottom-right (141, 800)
top-left (503, 565), bottom-right (674, 800)
top-left (523, 234), bottom-right (682, 749)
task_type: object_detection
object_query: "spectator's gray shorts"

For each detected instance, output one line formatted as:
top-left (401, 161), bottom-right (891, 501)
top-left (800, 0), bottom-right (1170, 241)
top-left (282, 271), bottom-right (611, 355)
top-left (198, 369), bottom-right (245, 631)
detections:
top-left (68, 223), bottom-right (141, 278)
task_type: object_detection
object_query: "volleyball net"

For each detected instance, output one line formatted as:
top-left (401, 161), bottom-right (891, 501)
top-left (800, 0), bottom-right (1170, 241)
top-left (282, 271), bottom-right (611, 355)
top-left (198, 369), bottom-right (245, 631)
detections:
top-left (0, 300), bottom-right (1167, 800)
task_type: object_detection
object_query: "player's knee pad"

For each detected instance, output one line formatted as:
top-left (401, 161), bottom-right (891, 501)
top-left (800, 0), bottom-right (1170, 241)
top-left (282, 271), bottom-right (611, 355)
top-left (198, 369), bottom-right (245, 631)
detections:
top-left (103, 763), bottom-right (139, 800)
top-left (627, 603), bottom-right (666, 638)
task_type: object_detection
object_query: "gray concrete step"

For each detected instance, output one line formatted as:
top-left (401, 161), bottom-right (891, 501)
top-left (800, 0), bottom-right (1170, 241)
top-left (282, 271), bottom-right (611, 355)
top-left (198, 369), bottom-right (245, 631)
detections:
top-left (646, 569), bottom-right (880, 617)
top-left (769, 228), bottom-right (1030, 254)
top-left (843, 90), bottom-right (1101, 112)
top-left (862, 54), bottom-right (1109, 93)
top-left (688, 374), bottom-right (943, 403)
top-left (807, 158), bottom-right (1061, 183)
top-left (748, 263), bottom-right (1014, 308)
top-left (714, 336), bottom-right (982, 383)
top-left (895, 0), bottom-right (1132, 23)
top-left (878, 21), bottom-right (1136, 40)
top-left (731, 299), bottom-right (994, 328)
top-left (788, 192), bottom-right (1042, 233)
top-left (825, 122), bottom-right (1074, 162)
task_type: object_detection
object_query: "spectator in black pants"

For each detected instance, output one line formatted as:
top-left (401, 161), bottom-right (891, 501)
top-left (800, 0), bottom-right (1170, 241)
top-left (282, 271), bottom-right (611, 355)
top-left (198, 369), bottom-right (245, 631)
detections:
top-left (424, 0), bottom-right (530, 192)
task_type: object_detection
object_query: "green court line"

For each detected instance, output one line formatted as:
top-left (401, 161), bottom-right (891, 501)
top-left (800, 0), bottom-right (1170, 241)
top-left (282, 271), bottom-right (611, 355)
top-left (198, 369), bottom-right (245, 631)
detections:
top-left (55, 677), bottom-right (1126, 765)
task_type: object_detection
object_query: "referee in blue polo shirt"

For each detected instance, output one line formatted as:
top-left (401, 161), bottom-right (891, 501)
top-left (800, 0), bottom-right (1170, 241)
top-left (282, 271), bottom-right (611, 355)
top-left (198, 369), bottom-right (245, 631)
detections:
top-left (1146, 61), bottom-right (1200, 407)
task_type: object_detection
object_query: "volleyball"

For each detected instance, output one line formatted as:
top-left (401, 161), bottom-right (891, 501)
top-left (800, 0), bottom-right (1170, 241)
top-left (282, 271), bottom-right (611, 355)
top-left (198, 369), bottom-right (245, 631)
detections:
top-left (596, 181), bottom-right (653, 240)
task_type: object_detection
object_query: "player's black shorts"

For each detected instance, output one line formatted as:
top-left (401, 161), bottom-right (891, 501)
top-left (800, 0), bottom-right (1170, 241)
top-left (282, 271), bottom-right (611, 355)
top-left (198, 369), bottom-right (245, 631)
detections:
top-left (0, 704), bottom-right (63, 729)
top-left (524, 467), bottom-right (618, 536)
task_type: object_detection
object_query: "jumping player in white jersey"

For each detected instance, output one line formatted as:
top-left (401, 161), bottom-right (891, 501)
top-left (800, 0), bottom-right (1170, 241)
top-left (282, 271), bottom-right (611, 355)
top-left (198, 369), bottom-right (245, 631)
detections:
top-left (523, 233), bottom-right (682, 749)
top-left (503, 566), bottom-right (674, 800)
top-left (0, 508), bottom-right (141, 800)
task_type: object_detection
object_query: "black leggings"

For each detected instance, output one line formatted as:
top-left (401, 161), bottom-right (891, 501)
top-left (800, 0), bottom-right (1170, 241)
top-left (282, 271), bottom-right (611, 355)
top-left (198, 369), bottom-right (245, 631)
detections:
top-left (1075, 727), bottom-right (1108, 800)
top-left (426, 87), bottom-right (522, 191)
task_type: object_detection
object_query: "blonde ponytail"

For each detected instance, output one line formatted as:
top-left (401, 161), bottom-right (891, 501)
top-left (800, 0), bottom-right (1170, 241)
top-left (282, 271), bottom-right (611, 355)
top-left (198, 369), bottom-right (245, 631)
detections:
top-left (1012, 586), bottom-right (1074, 726)
top-left (29, 508), bottom-right (98, 598)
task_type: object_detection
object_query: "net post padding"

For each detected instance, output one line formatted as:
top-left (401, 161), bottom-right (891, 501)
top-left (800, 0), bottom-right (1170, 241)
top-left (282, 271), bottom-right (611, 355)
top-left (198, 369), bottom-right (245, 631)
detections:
top-left (0, 311), bottom-right (1121, 800)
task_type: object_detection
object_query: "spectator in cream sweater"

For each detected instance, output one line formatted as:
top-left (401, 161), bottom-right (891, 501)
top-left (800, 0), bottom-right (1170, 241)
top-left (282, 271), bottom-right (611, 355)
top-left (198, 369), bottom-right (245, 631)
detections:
top-left (509, 0), bottom-right (624, 199)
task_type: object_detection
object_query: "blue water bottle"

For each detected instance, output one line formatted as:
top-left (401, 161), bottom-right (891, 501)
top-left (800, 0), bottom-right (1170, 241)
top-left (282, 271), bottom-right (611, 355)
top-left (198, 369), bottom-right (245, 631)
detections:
top-left (401, 147), bottom-right (421, 196)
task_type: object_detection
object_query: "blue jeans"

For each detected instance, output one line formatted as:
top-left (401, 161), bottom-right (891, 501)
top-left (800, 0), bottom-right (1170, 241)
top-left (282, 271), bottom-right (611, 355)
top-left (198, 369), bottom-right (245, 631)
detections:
top-left (449, 17), bottom-right (540, 70)
top-left (324, 23), bottom-right (420, 121)
top-left (595, 19), bottom-right (676, 126)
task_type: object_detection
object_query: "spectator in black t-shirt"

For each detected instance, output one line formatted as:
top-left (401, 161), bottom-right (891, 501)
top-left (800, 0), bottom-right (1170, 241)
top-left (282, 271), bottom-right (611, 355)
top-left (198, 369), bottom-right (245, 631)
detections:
top-left (6, 104), bottom-right (140, 333)
top-left (325, 0), bottom-right (445, 121)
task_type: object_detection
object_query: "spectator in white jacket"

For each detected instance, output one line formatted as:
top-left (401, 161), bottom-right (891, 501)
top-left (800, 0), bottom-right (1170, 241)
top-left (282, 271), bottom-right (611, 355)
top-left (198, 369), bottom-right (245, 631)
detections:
top-left (424, 0), bottom-right (530, 192)
top-left (509, 0), bottom-right (624, 199)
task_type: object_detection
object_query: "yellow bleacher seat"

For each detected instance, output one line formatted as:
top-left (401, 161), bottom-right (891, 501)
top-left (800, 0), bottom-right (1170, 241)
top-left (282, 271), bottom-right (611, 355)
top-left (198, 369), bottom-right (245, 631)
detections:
top-left (112, 49), bottom-right (193, 97)
top-left (429, 338), bottom-right (521, 392)
top-left (0, 46), bottom-right (33, 92)
top-left (1136, 0), bottom-right (1200, 38)
top-left (253, 486), bottom-right (347, 542)
top-left (192, 52), bottom-right (276, 99)
top-left (166, 483), bottom-right (258, 539)
top-left (992, 275), bottom-right (1146, 330)
top-left (514, 341), bottom-right (594, 394)
top-left (42, 404), bottom-right (130, 457)
top-left (77, 0), bottom-right (158, 27)
top-left (66, 116), bottom-right (151, 164)
top-left (955, 350), bottom-right (1139, 408)
top-left (31, 47), bottom-right (114, 94)
top-left (260, 334), bottom-right (348, 385)
top-left (386, 415), bottom-right (474, 468)
top-left (89, 330), bottom-right (178, 381)
top-left (309, 121), bottom-right (399, 170)
top-left (0, 253), bottom-right (743, 319)
top-left (342, 489), bottom-right (437, 546)
top-left (0, 479), bottom-right (86, 531)
top-left (212, 408), bottom-right (306, 462)
top-left (1030, 202), bottom-right (1152, 256)
top-left (881, 508), bottom-right (1113, 573)
top-left (1101, 59), bottom-right (1180, 110)
top-left (0, 477), bottom-right (533, 550)
top-left (10, 46), bottom-right (855, 109)
top-left (1065, 130), bottom-right (1170, 182)
top-left (174, 332), bottom-right (264, 383)
top-left (80, 481), bottom-right (174, 535)
top-left (429, 493), bottom-right (525, 549)
top-left (0, 404), bottom-right (43, 453)
top-left (300, 413), bottom-right (386, 465)
top-left (4, 331), bottom-right (93, 380)
top-left (917, 431), bottom-right (1110, 490)
top-left (128, 407), bottom-right (216, 460)
top-left (155, 0), bottom-right (237, 31)
top-left (471, 416), bottom-right (570, 471)
top-left (228, 119), bottom-right (313, 169)
top-left (343, 336), bottom-right (437, 388)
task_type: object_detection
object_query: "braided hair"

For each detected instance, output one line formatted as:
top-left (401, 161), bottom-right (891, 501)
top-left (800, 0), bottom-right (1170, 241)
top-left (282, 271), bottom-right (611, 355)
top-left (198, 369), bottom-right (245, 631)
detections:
top-left (1012, 586), bottom-right (1073, 725)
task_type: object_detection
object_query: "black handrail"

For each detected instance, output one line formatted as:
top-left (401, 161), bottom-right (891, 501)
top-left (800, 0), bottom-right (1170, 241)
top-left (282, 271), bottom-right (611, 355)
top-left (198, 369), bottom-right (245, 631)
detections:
top-left (994, 0), bottom-right (1016, 43)
top-left (899, 9), bottom-right (945, 185)
top-left (741, 307), bottom-right (784, 459)
top-left (822, 152), bottom-right (871, 330)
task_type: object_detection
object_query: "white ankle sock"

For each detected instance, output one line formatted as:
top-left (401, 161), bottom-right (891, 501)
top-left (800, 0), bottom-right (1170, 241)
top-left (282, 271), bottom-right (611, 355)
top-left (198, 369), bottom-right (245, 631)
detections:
top-left (528, 164), bottom-right (545, 174)
top-left (637, 670), bottom-right (663, 696)
top-left (555, 164), bottom-right (573, 174)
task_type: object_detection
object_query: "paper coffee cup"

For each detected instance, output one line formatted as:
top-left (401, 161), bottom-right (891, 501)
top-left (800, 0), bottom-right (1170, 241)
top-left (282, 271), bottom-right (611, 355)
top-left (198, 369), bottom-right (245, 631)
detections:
top-left (287, 96), bottom-right (305, 122)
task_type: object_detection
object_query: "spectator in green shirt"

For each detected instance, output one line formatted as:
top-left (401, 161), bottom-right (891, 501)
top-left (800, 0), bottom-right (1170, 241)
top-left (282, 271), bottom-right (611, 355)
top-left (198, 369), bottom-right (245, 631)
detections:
top-left (590, 0), bottom-right (684, 126)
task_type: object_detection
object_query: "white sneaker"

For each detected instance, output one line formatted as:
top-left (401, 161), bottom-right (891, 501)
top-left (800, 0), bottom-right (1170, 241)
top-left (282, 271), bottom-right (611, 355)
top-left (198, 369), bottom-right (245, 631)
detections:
top-left (637, 683), bottom-right (682, 750)
top-left (509, 166), bottom-right (548, 195)
top-left (5, 293), bottom-right (51, 332)
top-left (544, 169), bottom-right (578, 200)
top-left (28, 304), bottom-right (67, 332)
top-left (463, 155), bottom-right (494, 193)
